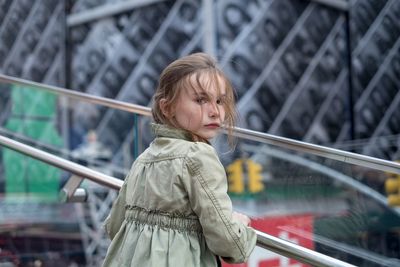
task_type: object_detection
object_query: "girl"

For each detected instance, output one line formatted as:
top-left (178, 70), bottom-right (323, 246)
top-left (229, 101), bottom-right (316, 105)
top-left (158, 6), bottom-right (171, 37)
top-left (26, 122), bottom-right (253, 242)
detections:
top-left (102, 53), bottom-right (256, 266)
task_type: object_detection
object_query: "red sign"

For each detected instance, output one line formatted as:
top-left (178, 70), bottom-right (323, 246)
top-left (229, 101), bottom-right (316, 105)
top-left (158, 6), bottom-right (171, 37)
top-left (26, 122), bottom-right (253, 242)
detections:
top-left (222, 214), bottom-right (314, 267)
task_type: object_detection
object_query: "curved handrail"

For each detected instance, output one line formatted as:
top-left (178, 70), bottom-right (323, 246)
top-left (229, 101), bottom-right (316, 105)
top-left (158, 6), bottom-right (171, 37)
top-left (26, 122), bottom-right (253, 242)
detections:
top-left (0, 134), bottom-right (356, 267)
top-left (1, 73), bottom-right (399, 175)
top-left (0, 126), bottom-right (129, 177)
top-left (255, 230), bottom-right (355, 267)
top-left (309, 0), bottom-right (349, 11)
top-left (0, 74), bottom-right (151, 116)
top-left (0, 135), bottom-right (122, 190)
top-left (230, 126), bottom-right (400, 175)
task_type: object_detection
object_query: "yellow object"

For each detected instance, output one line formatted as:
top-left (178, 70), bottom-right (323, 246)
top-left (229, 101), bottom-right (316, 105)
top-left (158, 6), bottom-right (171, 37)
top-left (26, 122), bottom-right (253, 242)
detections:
top-left (385, 163), bottom-right (400, 206)
top-left (227, 159), bottom-right (244, 193)
top-left (385, 178), bottom-right (400, 194)
top-left (247, 160), bottom-right (264, 193)
top-left (388, 194), bottom-right (400, 206)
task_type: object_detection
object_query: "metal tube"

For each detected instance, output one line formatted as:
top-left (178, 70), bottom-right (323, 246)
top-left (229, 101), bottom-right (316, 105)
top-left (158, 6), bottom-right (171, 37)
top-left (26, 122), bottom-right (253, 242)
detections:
top-left (0, 74), bottom-right (152, 116)
top-left (202, 0), bottom-right (216, 57)
top-left (0, 135), bottom-right (123, 190)
top-left (1, 73), bottom-right (400, 175)
top-left (255, 230), bottom-right (356, 267)
top-left (0, 135), bottom-right (356, 267)
top-left (309, 0), bottom-right (349, 11)
top-left (229, 126), bottom-right (400, 175)
top-left (67, 0), bottom-right (168, 27)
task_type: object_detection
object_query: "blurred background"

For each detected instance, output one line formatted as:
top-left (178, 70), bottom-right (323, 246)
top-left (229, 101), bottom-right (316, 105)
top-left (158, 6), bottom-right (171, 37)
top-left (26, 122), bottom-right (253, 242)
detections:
top-left (0, 0), bottom-right (400, 266)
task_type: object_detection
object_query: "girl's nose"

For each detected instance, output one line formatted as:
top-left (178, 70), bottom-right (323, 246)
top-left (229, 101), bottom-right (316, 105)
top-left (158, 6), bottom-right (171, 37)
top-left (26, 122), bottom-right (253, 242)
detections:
top-left (208, 103), bottom-right (219, 118)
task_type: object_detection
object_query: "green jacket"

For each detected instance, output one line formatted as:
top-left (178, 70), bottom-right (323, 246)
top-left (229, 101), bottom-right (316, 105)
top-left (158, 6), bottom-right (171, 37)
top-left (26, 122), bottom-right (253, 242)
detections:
top-left (102, 124), bottom-right (256, 266)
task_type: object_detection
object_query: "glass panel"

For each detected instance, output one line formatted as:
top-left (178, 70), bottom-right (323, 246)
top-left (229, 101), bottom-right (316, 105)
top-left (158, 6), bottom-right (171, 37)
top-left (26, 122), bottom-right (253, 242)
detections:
top-left (1, 80), bottom-right (400, 266)
top-left (1, 83), bottom-right (63, 202)
top-left (0, 81), bottom-right (142, 265)
top-left (0, 149), bottom-right (84, 265)
top-left (0, 81), bottom-right (140, 177)
top-left (214, 135), bottom-right (400, 267)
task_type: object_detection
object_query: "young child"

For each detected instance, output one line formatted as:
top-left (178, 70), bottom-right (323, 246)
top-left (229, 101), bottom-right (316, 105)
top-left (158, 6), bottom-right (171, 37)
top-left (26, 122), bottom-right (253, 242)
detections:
top-left (102, 53), bottom-right (256, 266)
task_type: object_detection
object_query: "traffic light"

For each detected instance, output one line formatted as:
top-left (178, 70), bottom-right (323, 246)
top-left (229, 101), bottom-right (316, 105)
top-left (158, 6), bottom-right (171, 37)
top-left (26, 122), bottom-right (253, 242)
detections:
top-left (385, 171), bottom-right (400, 206)
top-left (247, 160), bottom-right (264, 193)
top-left (227, 159), bottom-right (244, 193)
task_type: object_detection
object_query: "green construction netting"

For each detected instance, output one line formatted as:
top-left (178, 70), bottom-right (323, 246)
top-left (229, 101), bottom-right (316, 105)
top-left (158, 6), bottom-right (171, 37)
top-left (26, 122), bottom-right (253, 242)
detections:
top-left (3, 85), bottom-right (63, 202)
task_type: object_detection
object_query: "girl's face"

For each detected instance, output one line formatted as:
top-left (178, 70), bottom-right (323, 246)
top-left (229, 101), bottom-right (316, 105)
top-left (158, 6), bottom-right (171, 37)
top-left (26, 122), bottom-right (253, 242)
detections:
top-left (171, 74), bottom-right (226, 140)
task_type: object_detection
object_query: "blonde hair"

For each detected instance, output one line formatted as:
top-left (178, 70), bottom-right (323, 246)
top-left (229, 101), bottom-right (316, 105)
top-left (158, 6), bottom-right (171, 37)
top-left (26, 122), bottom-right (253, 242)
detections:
top-left (152, 52), bottom-right (237, 144)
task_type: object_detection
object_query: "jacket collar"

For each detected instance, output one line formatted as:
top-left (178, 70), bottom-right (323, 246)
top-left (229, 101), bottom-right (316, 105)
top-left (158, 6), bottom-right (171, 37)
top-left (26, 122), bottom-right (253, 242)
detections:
top-left (151, 123), bottom-right (192, 141)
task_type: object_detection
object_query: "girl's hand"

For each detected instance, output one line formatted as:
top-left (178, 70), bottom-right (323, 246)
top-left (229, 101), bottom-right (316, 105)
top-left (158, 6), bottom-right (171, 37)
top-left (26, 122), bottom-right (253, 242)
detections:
top-left (232, 211), bottom-right (251, 226)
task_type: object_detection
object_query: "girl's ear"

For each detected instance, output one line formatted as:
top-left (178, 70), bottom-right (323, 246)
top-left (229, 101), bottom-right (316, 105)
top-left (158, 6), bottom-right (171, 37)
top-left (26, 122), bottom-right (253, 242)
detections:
top-left (159, 98), bottom-right (172, 118)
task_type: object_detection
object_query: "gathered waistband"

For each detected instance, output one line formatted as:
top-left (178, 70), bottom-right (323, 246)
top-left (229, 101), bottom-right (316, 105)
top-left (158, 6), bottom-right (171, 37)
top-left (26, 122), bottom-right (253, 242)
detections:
top-left (125, 205), bottom-right (202, 233)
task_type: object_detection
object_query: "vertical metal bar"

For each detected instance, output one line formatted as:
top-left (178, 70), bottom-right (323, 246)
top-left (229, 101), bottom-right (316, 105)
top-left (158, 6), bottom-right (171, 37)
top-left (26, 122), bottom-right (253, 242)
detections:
top-left (202, 0), bottom-right (216, 57)
top-left (64, 0), bottom-right (72, 150)
top-left (133, 114), bottom-right (139, 159)
top-left (345, 10), bottom-right (355, 142)
top-left (60, 175), bottom-right (84, 202)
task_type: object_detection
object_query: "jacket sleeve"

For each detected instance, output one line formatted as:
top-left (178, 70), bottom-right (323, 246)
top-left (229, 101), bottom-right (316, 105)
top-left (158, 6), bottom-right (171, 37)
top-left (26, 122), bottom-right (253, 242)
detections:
top-left (183, 143), bottom-right (257, 263)
top-left (103, 180), bottom-right (127, 240)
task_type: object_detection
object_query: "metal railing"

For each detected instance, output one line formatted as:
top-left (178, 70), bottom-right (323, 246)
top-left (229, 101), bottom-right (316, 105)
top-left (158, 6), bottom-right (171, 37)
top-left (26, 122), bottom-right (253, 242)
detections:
top-left (1, 73), bottom-right (400, 175)
top-left (65, 0), bottom-right (349, 27)
top-left (0, 134), bottom-right (356, 267)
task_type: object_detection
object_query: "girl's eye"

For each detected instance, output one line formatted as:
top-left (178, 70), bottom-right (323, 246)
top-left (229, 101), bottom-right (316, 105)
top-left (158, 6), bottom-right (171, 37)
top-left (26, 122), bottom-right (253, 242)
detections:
top-left (196, 97), bottom-right (207, 104)
top-left (216, 97), bottom-right (226, 105)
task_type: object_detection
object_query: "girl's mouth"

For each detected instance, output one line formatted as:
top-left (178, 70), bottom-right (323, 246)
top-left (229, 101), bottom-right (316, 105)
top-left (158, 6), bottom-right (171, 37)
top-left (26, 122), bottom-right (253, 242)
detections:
top-left (205, 123), bottom-right (220, 129)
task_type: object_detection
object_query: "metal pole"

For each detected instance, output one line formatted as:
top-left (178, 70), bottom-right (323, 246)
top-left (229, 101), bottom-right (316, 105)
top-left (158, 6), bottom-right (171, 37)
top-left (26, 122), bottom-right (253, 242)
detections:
top-left (202, 0), bottom-right (216, 57)
top-left (345, 8), bottom-right (355, 142)
top-left (256, 230), bottom-right (356, 267)
top-left (67, 0), bottom-right (168, 27)
top-left (309, 0), bottom-right (349, 11)
top-left (0, 134), bottom-right (357, 267)
top-left (1, 74), bottom-right (400, 175)
top-left (0, 135), bottom-right (123, 190)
